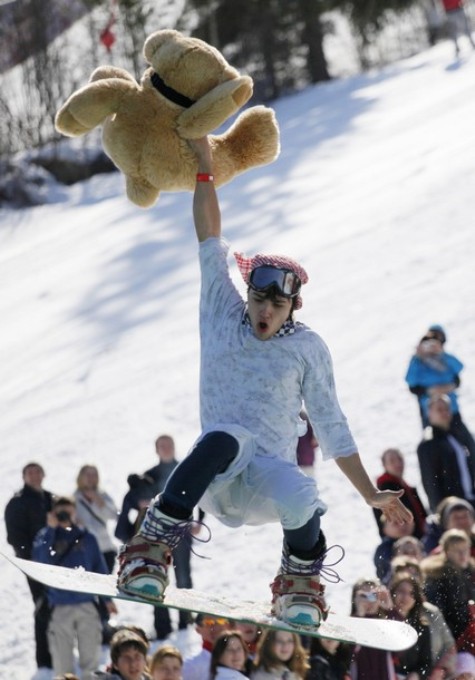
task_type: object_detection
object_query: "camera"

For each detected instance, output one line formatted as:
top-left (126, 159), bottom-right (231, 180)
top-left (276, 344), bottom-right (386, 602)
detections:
top-left (359, 591), bottom-right (378, 602)
top-left (55, 510), bottom-right (71, 523)
top-left (421, 339), bottom-right (438, 351)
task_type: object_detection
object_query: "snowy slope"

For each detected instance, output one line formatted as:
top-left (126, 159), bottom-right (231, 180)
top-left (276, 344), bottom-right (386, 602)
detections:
top-left (1, 37), bottom-right (475, 679)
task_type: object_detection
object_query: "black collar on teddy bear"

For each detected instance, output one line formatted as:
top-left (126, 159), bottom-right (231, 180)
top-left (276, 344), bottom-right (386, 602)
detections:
top-left (151, 72), bottom-right (196, 108)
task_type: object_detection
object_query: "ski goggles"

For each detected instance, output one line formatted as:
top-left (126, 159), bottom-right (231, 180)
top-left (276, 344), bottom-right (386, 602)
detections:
top-left (249, 265), bottom-right (301, 299)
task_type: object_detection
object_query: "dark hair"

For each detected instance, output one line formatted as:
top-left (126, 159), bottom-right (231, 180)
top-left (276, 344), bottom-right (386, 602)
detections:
top-left (110, 628), bottom-right (149, 666)
top-left (427, 325), bottom-right (446, 343)
top-left (22, 462), bottom-right (44, 476)
top-left (155, 434), bottom-right (174, 448)
top-left (247, 285), bottom-right (296, 321)
top-left (309, 636), bottom-right (352, 672)
top-left (210, 631), bottom-right (247, 679)
top-left (389, 573), bottom-right (428, 626)
top-left (52, 495), bottom-right (76, 509)
top-left (381, 448), bottom-right (403, 466)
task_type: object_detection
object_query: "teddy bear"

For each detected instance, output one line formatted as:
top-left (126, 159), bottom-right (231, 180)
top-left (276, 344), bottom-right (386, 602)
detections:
top-left (55, 29), bottom-right (280, 208)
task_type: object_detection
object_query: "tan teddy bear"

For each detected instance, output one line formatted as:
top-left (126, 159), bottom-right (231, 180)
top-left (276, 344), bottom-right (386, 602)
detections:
top-left (55, 29), bottom-right (280, 208)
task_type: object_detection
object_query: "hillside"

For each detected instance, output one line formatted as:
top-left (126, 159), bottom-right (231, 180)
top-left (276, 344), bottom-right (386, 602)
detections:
top-left (1, 36), bottom-right (475, 680)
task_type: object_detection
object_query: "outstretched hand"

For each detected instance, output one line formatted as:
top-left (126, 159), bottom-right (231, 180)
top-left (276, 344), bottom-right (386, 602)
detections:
top-left (368, 489), bottom-right (413, 524)
top-left (335, 453), bottom-right (413, 526)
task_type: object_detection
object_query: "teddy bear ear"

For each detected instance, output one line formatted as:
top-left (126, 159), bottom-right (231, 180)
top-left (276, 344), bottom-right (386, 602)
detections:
top-left (143, 29), bottom-right (182, 64)
top-left (177, 76), bottom-right (253, 139)
top-left (89, 66), bottom-right (137, 84)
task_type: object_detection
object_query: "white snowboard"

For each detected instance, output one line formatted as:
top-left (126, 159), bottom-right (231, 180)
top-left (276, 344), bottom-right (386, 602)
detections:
top-left (2, 552), bottom-right (417, 651)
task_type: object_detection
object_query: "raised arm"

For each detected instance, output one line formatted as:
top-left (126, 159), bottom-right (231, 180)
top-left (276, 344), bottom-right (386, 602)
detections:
top-left (188, 137), bottom-right (221, 243)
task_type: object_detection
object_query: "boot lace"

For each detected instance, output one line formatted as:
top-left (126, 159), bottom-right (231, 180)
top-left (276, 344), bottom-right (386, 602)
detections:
top-left (281, 544), bottom-right (345, 583)
top-left (141, 512), bottom-right (211, 557)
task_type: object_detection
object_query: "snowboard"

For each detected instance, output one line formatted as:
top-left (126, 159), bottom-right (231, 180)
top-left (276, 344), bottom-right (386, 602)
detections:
top-left (2, 551), bottom-right (417, 651)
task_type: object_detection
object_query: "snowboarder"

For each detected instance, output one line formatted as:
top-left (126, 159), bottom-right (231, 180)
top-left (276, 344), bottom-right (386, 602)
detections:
top-left (117, 136), bottom-right (411, 628)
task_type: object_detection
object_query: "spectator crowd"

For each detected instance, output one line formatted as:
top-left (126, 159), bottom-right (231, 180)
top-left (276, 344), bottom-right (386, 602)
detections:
top-left (4, 324), bottom-right (475, 680)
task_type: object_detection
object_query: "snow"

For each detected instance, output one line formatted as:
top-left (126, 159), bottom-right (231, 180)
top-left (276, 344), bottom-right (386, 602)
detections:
top-left (1, 37), bottom-right (475, 679)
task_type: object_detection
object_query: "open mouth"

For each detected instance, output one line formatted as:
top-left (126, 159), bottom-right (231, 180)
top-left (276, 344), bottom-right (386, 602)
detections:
top-left (258, 321), bottom-right (269, 332)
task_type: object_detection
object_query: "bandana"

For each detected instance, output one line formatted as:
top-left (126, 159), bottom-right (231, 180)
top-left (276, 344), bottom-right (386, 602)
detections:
top-left (234, 252), bottom-right (308, 310)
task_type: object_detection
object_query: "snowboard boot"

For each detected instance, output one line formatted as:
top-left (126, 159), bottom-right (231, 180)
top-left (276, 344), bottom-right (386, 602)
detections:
top-left (271, 534), bottom-right (333, 628)
top-left (117, 503), bottom-right (191, 603)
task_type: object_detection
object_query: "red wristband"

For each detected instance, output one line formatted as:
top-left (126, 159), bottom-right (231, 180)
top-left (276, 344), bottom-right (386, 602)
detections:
top-left (196, 173), bottom-right (214, 182)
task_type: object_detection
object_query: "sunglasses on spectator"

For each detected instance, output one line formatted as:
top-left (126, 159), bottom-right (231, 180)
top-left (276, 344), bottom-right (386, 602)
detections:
top-left (201, 617), bottom-right (230, 626)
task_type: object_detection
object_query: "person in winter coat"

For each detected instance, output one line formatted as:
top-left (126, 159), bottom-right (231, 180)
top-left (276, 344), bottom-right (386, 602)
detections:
top-left (234, 623), bottom-right (262, 664)
top-left (74, 464), bottom-right (118, 573)
top-left (423, 602), bottom-right (457, 679)
top-left (115, 435), bottom-right (181, 543)
top-left (422, 496), bottom-right (475, 556)
top-left (405, 325), bottom-right (475, 454)
top-left (374, 515), bottom-right (416, 584)
top-left (389, 574), bottom-right (433, 679)
top-left (422, 529), bottom-right (475, 654)
top-left (440, 0), bottom-right (475, 55)
top-left (373, 448), bottom-right (427, 539)
top-left (405, 325), bottom-right (462, 421)
top-left (389, 555), bottom-right (457, 678)
top-left (33, 495), bottom-right (117, 680)
top-left (74, 464), bottom-right (120, 643)
top-left (182, 614), bottom-right (231, 680)
top-left (116, 434), bottom-right (196, 638)
top-left (4, 461), bottom-right (54, 670)
top-left (94, 627), bottom-right (151, 680)
top-left (417, 396), bottom-right (475, 513)
top-left (251, 629), bottom-right (309, 679)
top-left (307, 637), bottom-right (351, 680)
top-left (210, 631), bottom-right (250, 679)
top-left (348, 577), bottom-right (396, 680)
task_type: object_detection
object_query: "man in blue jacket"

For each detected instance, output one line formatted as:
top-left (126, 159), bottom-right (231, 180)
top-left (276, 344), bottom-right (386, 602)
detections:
top-left (33, 495), bottom-right (116, 680)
